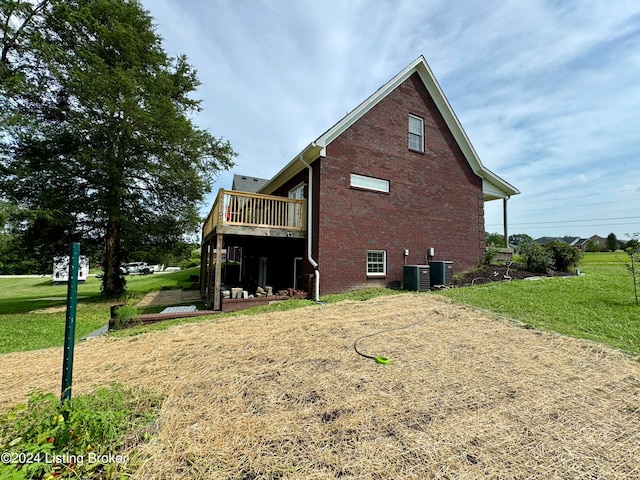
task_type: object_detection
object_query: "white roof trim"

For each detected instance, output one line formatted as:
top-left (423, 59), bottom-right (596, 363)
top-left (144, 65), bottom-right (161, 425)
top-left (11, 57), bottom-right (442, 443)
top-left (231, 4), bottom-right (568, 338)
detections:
top-left (261, 56), bottom-right (519, 199)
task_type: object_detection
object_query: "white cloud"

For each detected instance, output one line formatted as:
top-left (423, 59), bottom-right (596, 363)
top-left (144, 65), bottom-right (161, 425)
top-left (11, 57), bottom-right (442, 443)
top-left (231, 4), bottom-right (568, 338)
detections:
top-left (143, 0), bottom-right (640, 239)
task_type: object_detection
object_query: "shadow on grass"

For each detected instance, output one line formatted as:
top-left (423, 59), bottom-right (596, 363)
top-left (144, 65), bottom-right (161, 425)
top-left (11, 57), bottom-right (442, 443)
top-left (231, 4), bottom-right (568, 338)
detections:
top-left (0, 286), bottom-right (117, 315)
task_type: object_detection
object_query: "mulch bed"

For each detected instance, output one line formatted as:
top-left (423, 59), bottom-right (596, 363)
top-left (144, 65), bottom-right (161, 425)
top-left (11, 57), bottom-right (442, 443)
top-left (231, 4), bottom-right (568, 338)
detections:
top-left (452, 263), bottom-right (576, 286)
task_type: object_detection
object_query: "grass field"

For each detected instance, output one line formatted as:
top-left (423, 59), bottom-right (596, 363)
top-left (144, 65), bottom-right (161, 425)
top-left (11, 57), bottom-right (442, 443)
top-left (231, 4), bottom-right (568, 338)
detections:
top-left (0, 269), bottom-right (200, 354)
top-left (437, 251), bottom-right (640, 355)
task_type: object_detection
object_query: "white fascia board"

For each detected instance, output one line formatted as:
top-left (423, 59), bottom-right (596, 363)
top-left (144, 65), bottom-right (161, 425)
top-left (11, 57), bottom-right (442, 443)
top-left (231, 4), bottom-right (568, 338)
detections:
top-left (483, 170), bottom-right (520, 197)
top-left (483, 175), bottom-right (520, 200)
top-left (260, 56), bottom-right (519, 199)
top-left (318, 58), bottom-right (425, 145)
top-left (413, 61), bottom-right (520, 199)
top-left (319, 56), bottom-right (519, 199)
top-left (261, 58), bottom-right (427, 196)
top-left (483, 180), bottom-right (508, 201)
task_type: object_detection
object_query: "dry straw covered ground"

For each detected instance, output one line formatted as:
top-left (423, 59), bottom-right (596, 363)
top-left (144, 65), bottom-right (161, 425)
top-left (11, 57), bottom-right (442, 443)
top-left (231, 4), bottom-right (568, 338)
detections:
top-left (2, 294), bottom-right (640, 479)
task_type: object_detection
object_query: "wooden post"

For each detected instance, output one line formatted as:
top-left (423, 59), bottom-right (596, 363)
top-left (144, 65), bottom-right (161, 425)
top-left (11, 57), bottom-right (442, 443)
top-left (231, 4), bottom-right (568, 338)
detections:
top-left (200, 239), bottom-right (208, 298)
top-left (213, 233), bottom-right (223, 310)
top-left (218, 189), bottom-right (225, 225)
top-left (208, 242), bottom-right (214, 308)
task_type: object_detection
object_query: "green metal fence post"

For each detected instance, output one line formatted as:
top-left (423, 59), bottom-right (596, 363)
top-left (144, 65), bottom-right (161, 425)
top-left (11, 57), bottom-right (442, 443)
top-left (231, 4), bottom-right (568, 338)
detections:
top-left (61, 242), bottom-right (80, 402)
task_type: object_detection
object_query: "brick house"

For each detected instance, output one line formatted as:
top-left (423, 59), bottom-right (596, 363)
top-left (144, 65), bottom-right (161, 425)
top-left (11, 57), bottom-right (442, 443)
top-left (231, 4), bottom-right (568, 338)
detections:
top-left (201, 56), bottom-right (519, 309)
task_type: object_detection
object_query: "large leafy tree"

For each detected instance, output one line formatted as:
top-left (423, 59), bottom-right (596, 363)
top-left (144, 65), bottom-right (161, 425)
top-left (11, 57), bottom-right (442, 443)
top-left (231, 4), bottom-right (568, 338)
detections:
top-left (485, 232), bottom-right (505, 248)
top-left (606, 232), bottom-right (618, 252)
top-left (0, 0), bottom-right (235, 295)
top-left (508, 233), bottom-right (533, 249)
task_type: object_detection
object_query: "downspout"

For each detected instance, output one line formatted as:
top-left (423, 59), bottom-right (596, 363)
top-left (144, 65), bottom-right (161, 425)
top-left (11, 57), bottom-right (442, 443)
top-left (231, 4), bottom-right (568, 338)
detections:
top-left (298, 154), bottom-right (320, 302)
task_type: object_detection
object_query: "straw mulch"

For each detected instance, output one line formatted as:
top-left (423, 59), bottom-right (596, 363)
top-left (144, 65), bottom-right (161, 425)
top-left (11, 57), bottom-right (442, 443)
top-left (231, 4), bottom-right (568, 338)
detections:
top-left (1, 294), bottom-right (639, 479)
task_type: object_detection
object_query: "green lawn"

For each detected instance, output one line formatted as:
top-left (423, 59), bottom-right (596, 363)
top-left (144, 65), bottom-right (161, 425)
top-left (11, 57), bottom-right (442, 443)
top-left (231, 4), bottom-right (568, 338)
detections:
top-left (0, 269), bottom-right (199, 353)
top-left (580, 251), bottom-right (631, 264)
top-left (437, 252), bottom-right (640, 355)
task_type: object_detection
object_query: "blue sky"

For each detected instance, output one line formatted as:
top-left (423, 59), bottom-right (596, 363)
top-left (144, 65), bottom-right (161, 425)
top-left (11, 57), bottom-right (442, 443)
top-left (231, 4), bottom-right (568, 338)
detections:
top-left (144, 0), bottom-right (640, 241)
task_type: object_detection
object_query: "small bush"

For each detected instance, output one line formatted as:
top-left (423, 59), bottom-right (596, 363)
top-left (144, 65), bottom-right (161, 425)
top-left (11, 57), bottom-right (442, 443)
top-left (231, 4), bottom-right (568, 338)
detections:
top-left (179, 258), bottom-right (199, 269)
top-left (114, 305), bottom-right (140, 329)
top-left (519, 243), bottom-right (554, 274)
top-left (518, 241), bottom-right (582, 274)
top-left (481, 247), bottom-right (500, 266)
top-left (585, 239), bottom-right (600, 252)
top-left (545, 240), bottom-right (583, 272)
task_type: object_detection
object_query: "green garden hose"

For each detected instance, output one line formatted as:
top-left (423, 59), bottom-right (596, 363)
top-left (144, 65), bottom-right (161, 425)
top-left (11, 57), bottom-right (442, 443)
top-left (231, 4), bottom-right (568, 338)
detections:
top-left (353, 317), bottom-right (427, 365)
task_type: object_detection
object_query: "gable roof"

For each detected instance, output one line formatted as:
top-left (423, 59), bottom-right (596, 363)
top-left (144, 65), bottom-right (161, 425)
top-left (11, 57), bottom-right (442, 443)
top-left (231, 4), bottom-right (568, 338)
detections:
top-left (534, 237), bottom-right (558, 245)
top-left (535, 236), bottom-right (587, 246)
top-left (232, 174), bottom-right (270, 193)
top-left (260, 56), bottom-right (519, 201)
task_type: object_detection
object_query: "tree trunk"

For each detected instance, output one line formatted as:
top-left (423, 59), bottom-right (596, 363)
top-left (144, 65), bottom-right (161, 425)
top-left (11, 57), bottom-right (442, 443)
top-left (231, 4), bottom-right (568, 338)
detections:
top-left (102, 216), bottom-right (124, 296)
top-left (102, 121), bottom-right (126, 296)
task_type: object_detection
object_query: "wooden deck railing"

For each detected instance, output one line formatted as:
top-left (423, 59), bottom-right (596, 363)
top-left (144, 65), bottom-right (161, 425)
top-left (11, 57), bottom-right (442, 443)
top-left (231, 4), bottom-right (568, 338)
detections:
top-left (202, 189), bottom-right (306, 240)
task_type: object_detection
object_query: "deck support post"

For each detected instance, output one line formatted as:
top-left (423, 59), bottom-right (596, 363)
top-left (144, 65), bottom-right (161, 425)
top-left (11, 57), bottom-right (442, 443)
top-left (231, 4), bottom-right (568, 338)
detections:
top-left (200, 241), bottom-right (209, 298)
top-left (208, 241), bottom-right (215, 308)
top-left (213, 233), bottom-right (223, 310)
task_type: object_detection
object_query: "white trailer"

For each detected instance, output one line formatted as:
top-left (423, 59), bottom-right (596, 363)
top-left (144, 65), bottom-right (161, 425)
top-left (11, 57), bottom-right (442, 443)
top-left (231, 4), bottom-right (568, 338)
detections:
top-left (52, 256), bottom-right (89, 284)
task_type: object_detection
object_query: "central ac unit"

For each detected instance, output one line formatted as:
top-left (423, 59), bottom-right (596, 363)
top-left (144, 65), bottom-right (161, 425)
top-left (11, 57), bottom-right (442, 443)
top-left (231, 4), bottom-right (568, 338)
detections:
top-left (428, 261), bottom-right (453, 287)
top-left (403, 265), bottom-right (431, 292)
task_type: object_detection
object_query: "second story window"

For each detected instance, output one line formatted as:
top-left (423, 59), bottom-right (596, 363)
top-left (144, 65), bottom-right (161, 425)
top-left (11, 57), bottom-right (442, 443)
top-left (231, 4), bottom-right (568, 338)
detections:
top-left (408, 114), bottom-right (424, 152)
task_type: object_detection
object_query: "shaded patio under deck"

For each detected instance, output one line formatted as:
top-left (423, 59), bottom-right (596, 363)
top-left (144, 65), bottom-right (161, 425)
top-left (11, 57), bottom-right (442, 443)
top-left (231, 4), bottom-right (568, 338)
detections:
top-left (201, 189), bottom-right (307, 310)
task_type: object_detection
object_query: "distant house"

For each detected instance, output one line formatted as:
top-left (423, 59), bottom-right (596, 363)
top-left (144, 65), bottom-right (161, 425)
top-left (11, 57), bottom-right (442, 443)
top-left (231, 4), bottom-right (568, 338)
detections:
top-left (535, 236), bottom-right (588, 250)
top-left (534, 236), bottom-right (562, 246)
top-left (587, 235), bottom-right (607, 251)
top-left (201, 56), bottom-right (519, 309)
top-left (533, 235), bottom-right (625, 252)
top-left (573, 238), bottom-right (590, 251)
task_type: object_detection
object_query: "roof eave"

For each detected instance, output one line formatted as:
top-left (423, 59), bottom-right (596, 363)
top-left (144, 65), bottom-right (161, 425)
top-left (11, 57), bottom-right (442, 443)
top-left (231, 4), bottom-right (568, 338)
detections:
top-left (259, 142), bottom-right (325, 195)
top-left (261, 55), bottom-right (519, 200)
top-left (413, 60), bottom-right (520, 200)
top-left (482, 174), bottom-right (520, 201)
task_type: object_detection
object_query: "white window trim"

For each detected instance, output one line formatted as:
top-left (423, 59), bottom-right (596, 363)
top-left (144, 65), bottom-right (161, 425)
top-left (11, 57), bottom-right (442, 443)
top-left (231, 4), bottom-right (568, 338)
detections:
top-left (288, 182), bottom-right (305, 199)
top-left (287, 182), bottom-right (305, 228)
top-left (367, 250), bottom-right (387, 277)
top-left (350, 174), bottom-right (389, 193)
top-left (408, 114), bottom-right (424, 152)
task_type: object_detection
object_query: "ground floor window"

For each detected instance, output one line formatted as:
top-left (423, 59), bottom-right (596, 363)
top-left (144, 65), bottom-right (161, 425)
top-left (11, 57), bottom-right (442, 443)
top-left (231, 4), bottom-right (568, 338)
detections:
top-left (367, 250), bottom-right (386, 276)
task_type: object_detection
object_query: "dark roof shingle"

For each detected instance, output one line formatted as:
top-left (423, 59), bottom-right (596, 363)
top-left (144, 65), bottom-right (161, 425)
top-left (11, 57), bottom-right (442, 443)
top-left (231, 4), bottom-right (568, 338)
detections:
top-left (232, 175), bottom-right (270, 193)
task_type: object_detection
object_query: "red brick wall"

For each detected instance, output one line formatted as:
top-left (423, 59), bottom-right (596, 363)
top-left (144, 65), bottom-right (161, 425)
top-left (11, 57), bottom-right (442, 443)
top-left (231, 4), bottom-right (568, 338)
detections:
top-left (316, 73), bottom-right (485, 294)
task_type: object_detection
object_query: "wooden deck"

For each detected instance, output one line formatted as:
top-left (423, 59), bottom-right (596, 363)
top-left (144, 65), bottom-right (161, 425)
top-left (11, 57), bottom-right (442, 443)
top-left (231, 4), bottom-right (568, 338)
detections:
top-left (202, 189), bottom-right (306, 242)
